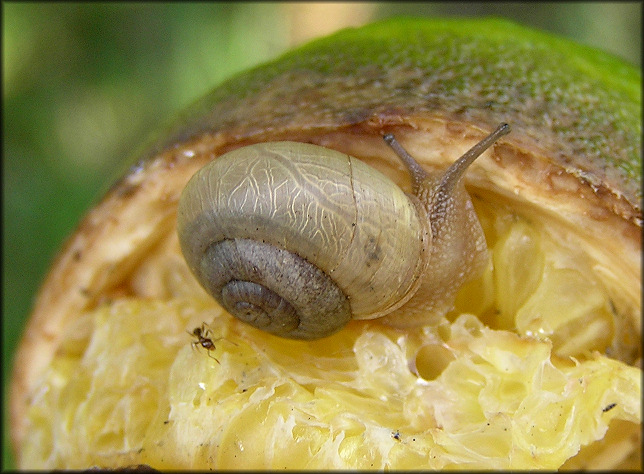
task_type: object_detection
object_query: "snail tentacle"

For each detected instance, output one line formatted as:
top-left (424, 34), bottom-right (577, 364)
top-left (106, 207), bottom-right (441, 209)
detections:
top-left (380, 124), bottom-right (509, 327)
top-left (433, 123), bottom-right (510, 211)
top-left (383, 133), bottom-right (429, 194)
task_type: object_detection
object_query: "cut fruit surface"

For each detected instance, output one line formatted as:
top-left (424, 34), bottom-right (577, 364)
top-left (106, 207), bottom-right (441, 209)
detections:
top-left (18, 200), bottom-right (641, 469)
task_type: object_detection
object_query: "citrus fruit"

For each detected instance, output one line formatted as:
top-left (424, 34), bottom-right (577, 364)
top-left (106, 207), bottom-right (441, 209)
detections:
top-left (10, 17), bottom-right (641, 469)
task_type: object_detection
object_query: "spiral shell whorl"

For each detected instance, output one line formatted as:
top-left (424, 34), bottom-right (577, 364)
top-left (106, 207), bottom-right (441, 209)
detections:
top-left (200, 238), bottom-right (351, 339)
top-left (177, 141), bottom-right (428, 331)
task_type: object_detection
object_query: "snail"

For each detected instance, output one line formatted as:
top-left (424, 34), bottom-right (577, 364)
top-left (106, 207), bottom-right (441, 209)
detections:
top-left (177, 123), bottom-right (510, 339)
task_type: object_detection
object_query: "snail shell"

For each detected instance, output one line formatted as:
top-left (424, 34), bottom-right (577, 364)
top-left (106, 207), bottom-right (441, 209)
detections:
top-left (178, 125), bottom-right (509, 339)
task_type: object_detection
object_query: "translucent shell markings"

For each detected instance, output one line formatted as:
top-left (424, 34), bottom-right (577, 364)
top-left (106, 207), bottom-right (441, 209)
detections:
top-left (177, 142), bottom-right (428, 338)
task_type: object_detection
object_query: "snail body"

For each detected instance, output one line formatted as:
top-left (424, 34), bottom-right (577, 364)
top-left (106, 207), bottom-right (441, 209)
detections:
top-left (177, 124), bottom-right (510, 339)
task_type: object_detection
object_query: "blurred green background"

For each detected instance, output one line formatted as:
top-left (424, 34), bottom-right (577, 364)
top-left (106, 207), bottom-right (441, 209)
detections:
top-left (2, 2), bottom-right (641, 468)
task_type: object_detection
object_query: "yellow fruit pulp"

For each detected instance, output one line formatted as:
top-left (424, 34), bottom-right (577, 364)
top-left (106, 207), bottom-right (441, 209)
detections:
top-left (20, 199), bottom-right (641, 469)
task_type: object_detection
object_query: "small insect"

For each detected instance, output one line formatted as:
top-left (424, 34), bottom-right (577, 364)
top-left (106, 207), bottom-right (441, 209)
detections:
top-left (189, 323), bottom-right (221, 363)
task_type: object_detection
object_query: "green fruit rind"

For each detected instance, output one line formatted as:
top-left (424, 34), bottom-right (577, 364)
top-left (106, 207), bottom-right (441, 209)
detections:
top-left (146, 16), bottom-right (640, 214)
